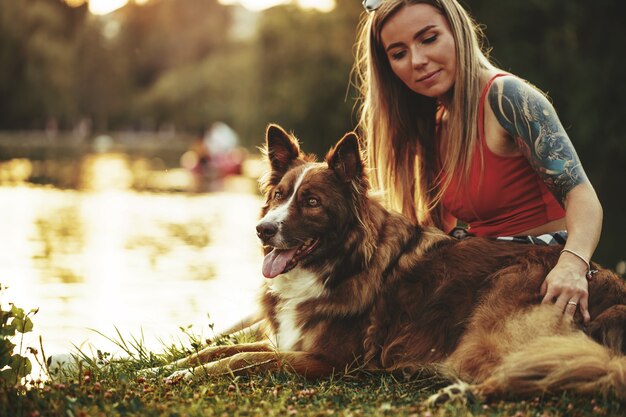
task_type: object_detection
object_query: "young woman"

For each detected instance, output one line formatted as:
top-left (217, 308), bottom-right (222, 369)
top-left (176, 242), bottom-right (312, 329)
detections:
top-left (354, 0), bottom-right (603, 322)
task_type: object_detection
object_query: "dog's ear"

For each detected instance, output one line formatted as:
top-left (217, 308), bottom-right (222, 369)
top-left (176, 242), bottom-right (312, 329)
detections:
top-left (266, 124), bottom-right (302, 174)
top-left (326, 132), bottom-right (364, 183)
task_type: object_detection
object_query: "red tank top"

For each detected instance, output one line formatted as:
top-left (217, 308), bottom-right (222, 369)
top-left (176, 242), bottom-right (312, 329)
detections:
top-left (440, 74), bottom-right (565, 237)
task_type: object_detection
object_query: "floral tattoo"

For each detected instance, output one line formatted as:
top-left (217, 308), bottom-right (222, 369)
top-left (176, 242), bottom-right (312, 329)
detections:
top-left (488, 77), bottom-right (586, 204)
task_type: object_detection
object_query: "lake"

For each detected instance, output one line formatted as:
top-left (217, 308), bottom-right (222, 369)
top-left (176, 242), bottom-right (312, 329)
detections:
top-left (1, 151), bottom-right (266, 374)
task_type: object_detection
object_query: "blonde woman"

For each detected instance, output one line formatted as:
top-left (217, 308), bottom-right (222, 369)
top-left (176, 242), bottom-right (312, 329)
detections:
top-left (354, 0), bottom-right (602, 322)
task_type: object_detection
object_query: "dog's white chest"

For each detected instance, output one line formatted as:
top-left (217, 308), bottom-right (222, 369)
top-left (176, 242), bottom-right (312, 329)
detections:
top-left (274, 303), bottom-right (302, 351)
top-left (268, 268), bottom-right (325, 350)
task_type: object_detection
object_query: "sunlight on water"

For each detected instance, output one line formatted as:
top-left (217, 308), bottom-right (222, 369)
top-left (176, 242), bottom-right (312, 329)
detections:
top-left (0, 180), bottom-right (265, 364)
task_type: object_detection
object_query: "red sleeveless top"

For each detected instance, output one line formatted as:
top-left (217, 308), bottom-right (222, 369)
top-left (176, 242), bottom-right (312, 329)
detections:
top-left (439, 74), bottom-right (565, 237)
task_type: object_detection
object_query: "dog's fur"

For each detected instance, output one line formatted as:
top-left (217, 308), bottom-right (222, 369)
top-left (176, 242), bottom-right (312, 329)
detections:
top-left (163, 125), bottom-right (626, 400)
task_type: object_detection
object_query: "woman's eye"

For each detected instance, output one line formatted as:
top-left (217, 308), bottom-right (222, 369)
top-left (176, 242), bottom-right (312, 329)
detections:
top-left (390, 50), bottom-right (406, 61)
top-left (307, 197), bottom-right (319, 207)
top-left (422, 35), bottom-right (437, 44)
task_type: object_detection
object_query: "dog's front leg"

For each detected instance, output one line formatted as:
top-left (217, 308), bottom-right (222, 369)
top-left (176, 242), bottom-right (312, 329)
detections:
top-left (173, 340), bottom-right (274, 368)
top-left (167, 351), bottom-right (335, 382)
top-left (142, 341), bottom-right (274, 377)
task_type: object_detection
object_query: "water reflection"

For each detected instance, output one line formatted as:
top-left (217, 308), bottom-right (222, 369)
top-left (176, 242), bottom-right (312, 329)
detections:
top-left (0, 152), bottom-right (264, 366)
top-left (80, 153), bottom-right (134, 191)
top-left (33, 205), bottom-right (85, 284)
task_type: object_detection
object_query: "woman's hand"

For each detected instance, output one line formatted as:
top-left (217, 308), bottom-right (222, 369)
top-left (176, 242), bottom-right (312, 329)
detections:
top-left (540, 252), bottom-right (591, 324)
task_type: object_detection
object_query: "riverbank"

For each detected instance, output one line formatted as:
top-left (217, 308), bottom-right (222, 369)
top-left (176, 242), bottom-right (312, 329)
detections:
top-left (0, 131), bottom-right (264, 193)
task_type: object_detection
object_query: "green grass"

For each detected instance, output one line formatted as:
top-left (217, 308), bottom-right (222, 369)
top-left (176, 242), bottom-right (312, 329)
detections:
top-left (1, 326), bottom-right (624, 417)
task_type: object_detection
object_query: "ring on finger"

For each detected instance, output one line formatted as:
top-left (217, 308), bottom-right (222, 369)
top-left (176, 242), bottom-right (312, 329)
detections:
top-left (567, 301), bottom-right (577, 307)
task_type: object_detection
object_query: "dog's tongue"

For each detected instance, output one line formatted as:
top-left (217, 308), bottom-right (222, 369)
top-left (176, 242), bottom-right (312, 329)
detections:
top-left (262, 247), bottom-right (299, 278)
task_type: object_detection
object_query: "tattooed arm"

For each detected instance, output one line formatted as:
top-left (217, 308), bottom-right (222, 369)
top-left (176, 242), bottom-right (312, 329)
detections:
top-left (488, 76), bottom-right (603, 323)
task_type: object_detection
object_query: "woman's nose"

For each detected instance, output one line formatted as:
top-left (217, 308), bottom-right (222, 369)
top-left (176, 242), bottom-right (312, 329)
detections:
top-left (411, 47), bottom-right (428, 68)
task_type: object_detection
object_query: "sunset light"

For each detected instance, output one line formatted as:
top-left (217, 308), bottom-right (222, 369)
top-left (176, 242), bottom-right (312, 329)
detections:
top-left (220, 0), bottom-right (334, 11)
top-left (88, 0), bottom-right (148, 15)
top-left (89, 0), bottom-right (126, 15)
top-left (86, 0), bottom-right (334, 15)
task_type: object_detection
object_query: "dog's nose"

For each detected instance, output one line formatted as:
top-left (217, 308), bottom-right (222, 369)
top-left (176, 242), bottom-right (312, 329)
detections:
top-left (256, 221), bottom-right (278, 240)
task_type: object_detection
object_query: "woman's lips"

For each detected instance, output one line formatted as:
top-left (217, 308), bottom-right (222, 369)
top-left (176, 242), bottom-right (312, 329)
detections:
top-left (417, 69), bottom-right (441, 83)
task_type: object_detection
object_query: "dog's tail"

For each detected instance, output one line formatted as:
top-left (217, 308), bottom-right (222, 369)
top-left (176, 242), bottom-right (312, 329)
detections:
top-left (477, 331), bottom-right (626, 399)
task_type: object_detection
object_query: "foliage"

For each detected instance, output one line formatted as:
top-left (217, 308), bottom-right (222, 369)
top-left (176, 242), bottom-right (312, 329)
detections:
top-left (0, 285), bottom-right (37, 386)
top-left (1, 320), bottom-right (624, 417)
top-left (251, 2), bottom-right (362, 156)
top-left (1, 0), bottom-right (624, 153)
top-left (0, 0), bottom-right (85, 128)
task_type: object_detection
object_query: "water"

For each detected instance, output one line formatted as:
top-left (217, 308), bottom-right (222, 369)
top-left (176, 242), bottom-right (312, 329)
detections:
top-left (0, 169), bottom-right (265, 370)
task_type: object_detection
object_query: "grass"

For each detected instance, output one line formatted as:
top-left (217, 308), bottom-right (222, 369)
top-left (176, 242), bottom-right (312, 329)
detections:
top-left (1, 326), bottom-right (625, 417)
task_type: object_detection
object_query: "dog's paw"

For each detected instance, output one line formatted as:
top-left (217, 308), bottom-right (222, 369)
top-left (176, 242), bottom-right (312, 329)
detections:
top-left (47, 353), bottom-right (87, 380)
top-left (138, 366), bottom-right (165, 379)
top-left (137, 362), bottom-right (179, 379)
top-left (426, 381), bottom-right (475, 408)
top-left (164, 369), bottom-right (194, 385)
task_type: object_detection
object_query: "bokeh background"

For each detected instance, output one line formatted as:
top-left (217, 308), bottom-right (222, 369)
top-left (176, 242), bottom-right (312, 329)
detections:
top-left (0, 0), bottom-right (624, 362)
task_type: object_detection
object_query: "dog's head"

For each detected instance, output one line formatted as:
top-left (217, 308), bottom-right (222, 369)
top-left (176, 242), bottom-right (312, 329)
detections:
top-left (257, 124), bottom-right (368, 279)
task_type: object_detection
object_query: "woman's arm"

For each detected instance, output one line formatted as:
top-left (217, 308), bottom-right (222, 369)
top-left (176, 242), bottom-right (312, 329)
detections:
top-left (562, 184), bottom-right (603, 265)
top-left (441, 207), bottom-right (457, 234)
top-left (547, 182), bottom-right (602, 323)
top-left (488, 76), bottom-right (603, 323)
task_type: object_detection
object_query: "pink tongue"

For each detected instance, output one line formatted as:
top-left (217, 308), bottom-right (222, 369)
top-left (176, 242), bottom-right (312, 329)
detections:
top-left (262, 247), bottom-right (299, 278)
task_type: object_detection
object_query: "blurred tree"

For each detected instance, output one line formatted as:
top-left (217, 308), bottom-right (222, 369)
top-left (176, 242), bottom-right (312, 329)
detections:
top-left (135, 46), bottom-right (256, 134)
top-left (71, 13), bottom-right (137, 132)
top-left (116, 0), bottom-right (231, 89)
top-left (115, 0), bottom-right (234, 130)
top-left (0, 0), bottom-right (86, 129)
top-left (127, 0), bottom-right (363, 153)
top-left (251, 1), bottom-right (362, 156)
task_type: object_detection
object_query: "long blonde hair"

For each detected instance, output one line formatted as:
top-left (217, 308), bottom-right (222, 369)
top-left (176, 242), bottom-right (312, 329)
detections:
top-left (354, 0), bottom-right (496, 227)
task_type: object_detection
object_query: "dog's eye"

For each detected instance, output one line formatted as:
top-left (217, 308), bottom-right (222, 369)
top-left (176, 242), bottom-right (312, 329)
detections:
top-left (306, 197), bottom-right (320, 207)
top-left (274, 191), bottom-right (283, 200)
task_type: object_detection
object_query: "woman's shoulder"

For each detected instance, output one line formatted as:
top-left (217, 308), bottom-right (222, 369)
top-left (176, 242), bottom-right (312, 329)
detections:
top-left (488, 73), bottom-right (550, 105)
top-left (486, 72), bottom-right (559, 132)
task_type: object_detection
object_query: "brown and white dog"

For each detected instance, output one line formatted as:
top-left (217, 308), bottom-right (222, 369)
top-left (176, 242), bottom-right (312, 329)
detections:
top-left (163, 124), bottom-right (626, 401)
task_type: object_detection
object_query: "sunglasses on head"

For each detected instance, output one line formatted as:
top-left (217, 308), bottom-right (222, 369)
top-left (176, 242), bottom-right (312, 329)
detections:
top-left (362, 0), bottom-right (383, 12)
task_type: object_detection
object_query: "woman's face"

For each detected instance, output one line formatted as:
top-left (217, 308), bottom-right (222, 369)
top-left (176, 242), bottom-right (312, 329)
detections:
top-left (380, 3), bottom-right (456, 99)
